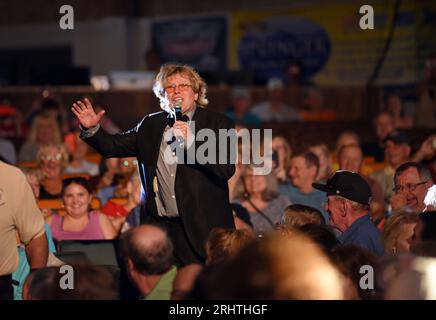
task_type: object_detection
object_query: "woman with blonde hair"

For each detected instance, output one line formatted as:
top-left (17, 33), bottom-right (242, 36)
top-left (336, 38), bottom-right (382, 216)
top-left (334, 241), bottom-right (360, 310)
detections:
top-left (281, 204), bottom-right (325, 228)
top-left (36, 143), bottom-right (69, 199)
top-left (205, 228), bottom-right (255, 266)
top-left (381, 210), bottom-right (419, 254)
top-left (18, 115), bottom-right (62, 162)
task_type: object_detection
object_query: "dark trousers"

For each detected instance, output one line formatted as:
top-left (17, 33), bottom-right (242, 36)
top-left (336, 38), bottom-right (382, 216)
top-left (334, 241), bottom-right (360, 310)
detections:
top-left (0, 274), bottom-right (13, 300)
top-left (145, 215), bottom-right (204, 267)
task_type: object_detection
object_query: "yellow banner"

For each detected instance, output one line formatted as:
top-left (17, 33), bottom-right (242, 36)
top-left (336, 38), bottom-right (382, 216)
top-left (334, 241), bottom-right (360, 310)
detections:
top-left (229, 0), bottom-right (436, 86)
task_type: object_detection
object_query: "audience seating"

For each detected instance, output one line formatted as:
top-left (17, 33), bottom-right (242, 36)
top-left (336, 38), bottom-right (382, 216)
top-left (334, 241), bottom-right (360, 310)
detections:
top-left (17, 161), bottom-right (38, 169)
top-left (86, 153), bottom-right (102, 165)
top-left (37, 198), bottom-right (101, 216)
top-left (62, 173), bottom-right (92, 180)
top-left (109, 197), bottom-right (128, 206)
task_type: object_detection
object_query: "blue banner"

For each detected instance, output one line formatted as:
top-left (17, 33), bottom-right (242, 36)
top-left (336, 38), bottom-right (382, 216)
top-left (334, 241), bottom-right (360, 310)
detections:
top-left (152, 16), bottom-right (227, 72)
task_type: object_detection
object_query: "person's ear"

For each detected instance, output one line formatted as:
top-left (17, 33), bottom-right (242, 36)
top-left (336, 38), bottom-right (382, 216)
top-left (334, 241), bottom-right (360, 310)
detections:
top-left (341, 199), bottom-right (347, 217)
top-left (127, 181), bottom-right (133, 194)
top-left (194, 92), bottom-right (198, 101)
top-left (127, 257), bottom-right (136, 275)
top-left (310, 165), bottom-right (318, 178)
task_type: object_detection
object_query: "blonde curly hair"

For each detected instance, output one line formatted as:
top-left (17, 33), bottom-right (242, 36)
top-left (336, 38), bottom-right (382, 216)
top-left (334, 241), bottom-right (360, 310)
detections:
top-left (154, 63), bottom-right (209, 107)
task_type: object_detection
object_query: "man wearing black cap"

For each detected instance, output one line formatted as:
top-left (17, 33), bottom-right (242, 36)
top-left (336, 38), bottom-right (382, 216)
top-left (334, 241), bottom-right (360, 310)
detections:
top-left (370, 130), bottom-right (412, 205)
top-left (313, 170), bottom-right (384, 256)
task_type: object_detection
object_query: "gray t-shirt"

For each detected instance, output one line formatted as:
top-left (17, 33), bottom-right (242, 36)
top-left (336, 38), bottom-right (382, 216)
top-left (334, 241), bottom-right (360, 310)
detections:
top-left (241, 195), bottom-right (291, 235)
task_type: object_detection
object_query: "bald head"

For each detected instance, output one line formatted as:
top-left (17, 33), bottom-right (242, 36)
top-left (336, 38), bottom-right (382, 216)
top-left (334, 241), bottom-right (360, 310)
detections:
top-left (121, 224), bottom-right (173, 275)
top-left (130, 225), bottom-right (167, 250)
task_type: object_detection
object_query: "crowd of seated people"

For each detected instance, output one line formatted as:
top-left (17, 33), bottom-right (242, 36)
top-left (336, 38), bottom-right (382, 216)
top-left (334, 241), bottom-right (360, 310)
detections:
top-left (1, 73), bottom-right (436, 301)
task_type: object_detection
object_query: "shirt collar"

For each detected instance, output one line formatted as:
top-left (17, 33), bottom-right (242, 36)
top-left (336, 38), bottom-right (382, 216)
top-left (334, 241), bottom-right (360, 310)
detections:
top-left (338, 214), bottom-right (370, 242)
top-left (185, 105), bottom-right (197, 121)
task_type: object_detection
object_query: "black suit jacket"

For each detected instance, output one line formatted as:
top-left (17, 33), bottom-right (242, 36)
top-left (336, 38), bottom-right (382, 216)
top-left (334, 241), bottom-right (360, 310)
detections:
top-left (83, 107), bottom-right (236, 257)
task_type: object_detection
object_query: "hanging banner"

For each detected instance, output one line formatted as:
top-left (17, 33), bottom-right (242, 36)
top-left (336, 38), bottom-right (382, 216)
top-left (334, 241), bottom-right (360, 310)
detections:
top-left (230, 0), bottom-right (436, 86)
top-left (151, 15), bottom-right (227, 73)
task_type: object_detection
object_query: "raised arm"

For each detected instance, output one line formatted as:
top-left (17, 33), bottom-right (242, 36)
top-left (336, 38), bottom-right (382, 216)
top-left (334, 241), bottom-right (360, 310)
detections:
top-left (71, 98), bottom-right (138, 158)
top-left (71, 98), bottom-right (105, 130)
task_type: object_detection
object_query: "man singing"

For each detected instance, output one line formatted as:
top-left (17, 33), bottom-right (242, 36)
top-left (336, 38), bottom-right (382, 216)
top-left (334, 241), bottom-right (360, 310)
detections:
top-left (72, 64), bottom-right (236, 266)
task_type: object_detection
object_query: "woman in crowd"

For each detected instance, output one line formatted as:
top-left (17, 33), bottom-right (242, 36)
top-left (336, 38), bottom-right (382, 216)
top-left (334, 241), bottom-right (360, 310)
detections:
top-left (309, 143), bottom-right (333, 182)
top-left (101, 171), bottom-right (143, 233)
top-left (235, 165), bottom-right (291, 235)
top-left (381, 210), bottom-right (419, 255)
top-left (281, 204), bottom-right (325, 228)
top-left (18, 115), bottom-right (62, 162)
top-left (64, 131), bottom-right (99, 176)
top-left (205, 228), bottom-right (255, 266)
top-left (47, 177), bottom-right (117, 241)
top-left (271, 135), bottom-right (292, 183)
top-left (95, 157), bottom-right (137, 205)
top-left (37, 143), bottom-right (69, 199)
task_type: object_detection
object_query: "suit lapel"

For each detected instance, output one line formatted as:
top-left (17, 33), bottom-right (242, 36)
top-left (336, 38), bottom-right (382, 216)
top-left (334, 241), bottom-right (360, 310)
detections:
top-left (191, 107), bottom-right (207, 133)
top-left (147, 112), bottom-right (168, 172)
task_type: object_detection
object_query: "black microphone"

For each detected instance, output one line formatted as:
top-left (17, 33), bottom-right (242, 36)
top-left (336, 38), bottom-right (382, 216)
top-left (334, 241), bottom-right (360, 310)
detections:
top-left (174, 99), bottom-right (183, 121)
top-left (175, 109), bottom-right (189, 122)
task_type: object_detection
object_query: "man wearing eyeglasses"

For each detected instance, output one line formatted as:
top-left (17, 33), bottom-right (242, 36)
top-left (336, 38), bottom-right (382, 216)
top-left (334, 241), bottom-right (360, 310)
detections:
top-left (390, 162), bottom-right (434, 212)
top-left (72, 63), bottom-right (236, 266)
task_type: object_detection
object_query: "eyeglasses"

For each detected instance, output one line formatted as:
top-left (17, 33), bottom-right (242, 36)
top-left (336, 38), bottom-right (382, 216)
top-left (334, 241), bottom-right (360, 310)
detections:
top-left (164, 83), bottom-right (192, 94)
top-left (121, 159), bottom-right (138, 167)
top-left (393, 181), bottom-right (428, 193)
top-left (40, 153), bottom-right (63, 162)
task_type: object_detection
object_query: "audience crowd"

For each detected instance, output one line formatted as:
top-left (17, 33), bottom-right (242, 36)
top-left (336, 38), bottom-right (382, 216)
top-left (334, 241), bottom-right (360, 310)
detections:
top-left (1, 66), bottom-right (436, 300)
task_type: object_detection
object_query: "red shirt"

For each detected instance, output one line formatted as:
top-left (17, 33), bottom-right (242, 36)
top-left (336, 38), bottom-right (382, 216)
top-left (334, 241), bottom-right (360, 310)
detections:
top-left (101, 200), bottom-right (128, 218)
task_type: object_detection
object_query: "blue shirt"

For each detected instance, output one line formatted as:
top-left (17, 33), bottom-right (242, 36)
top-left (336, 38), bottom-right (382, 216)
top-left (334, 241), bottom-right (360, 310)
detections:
top-left (338, 215), bottom-right (384, 256)
top-left (97, 185), bottom-right (117, 206)
top-left (12, 223), bottom-right (57, 300)
top-left (279, 182), bottom-right (328, 223)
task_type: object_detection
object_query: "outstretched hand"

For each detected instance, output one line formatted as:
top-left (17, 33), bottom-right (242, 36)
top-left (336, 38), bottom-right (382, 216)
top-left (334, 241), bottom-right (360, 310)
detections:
top-left (71, 98), bottom-right (105, 129)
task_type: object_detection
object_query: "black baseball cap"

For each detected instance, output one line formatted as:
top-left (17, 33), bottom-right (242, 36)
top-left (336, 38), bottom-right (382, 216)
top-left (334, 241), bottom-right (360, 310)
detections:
top-left (313, 170), bottom-right (372, 205)
top-left (383, 130), bottom-right (410, 146)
